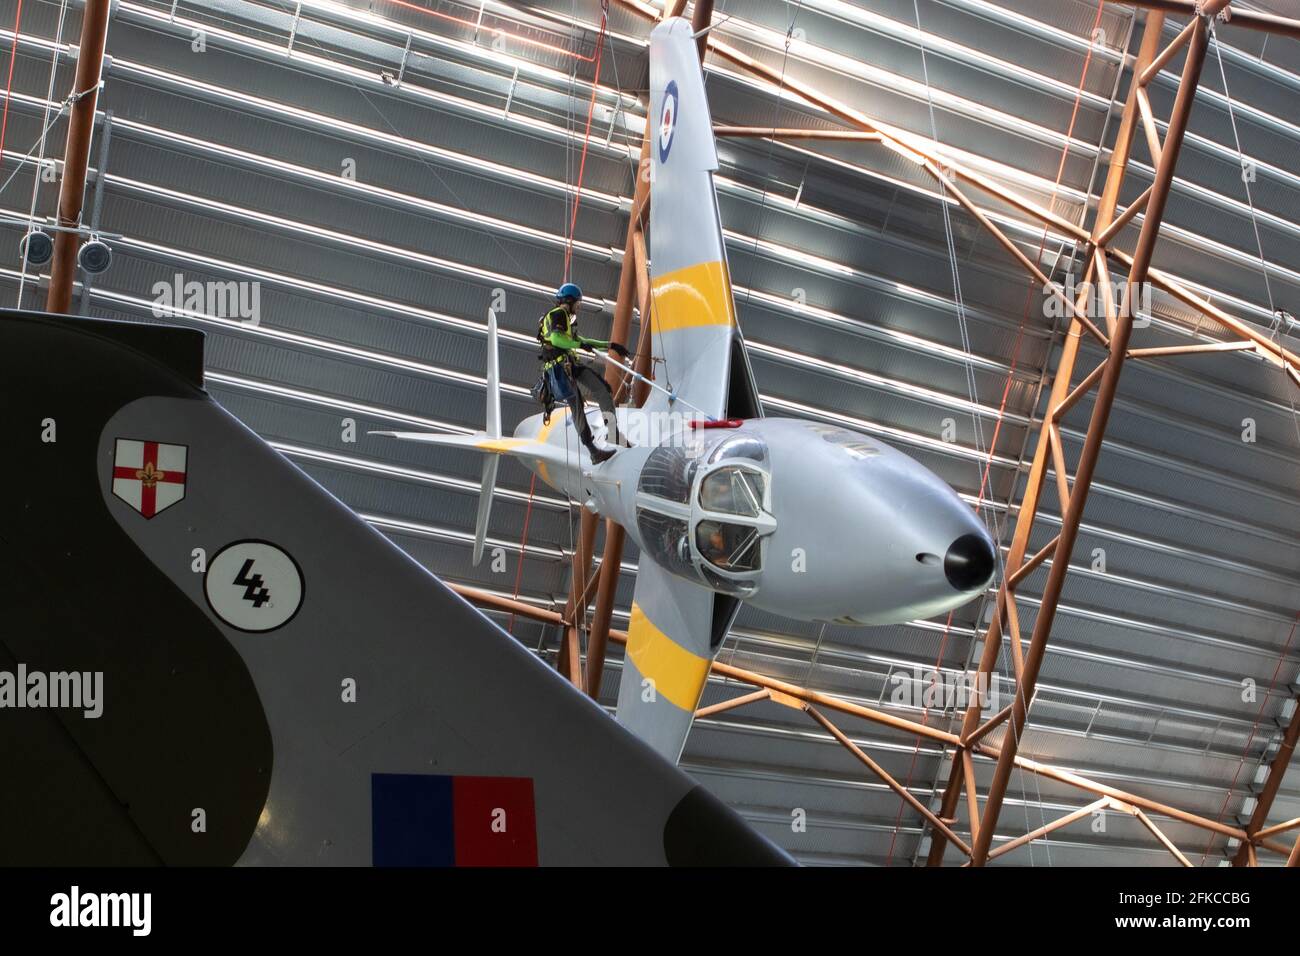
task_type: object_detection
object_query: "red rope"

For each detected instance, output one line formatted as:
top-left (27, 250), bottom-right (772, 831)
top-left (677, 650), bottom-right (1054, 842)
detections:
top-left (884, 0), bottom-right (1107, 866)
top-left (563, 4), bottom-right (608, 279)
top-left (506, 473), bottom-right (539, 635)
top-left (0, 0), bottom-right (24, 166)
top-left (507, 7), bottom-right (606, 635)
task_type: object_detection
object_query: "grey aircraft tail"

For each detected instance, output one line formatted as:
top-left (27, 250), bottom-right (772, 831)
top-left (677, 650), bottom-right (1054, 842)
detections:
top-left (0, 309), bottom-right (791, 867)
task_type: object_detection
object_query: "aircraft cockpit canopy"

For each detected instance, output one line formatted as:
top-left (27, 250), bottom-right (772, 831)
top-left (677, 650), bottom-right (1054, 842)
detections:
top-left (635, 432), bottom-right (776, 597)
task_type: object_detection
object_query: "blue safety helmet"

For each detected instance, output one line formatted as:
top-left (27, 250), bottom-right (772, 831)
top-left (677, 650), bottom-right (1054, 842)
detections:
top-left (555, 282), bottom-right (583, 303)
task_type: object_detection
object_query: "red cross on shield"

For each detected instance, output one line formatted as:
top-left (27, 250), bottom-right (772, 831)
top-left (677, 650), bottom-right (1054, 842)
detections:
top-left (112, 439), bottom-right (187, 518)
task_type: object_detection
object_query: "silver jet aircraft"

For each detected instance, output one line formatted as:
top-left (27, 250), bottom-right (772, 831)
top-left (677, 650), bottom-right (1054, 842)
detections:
top-left (380, 17), bottom-right (995, 763)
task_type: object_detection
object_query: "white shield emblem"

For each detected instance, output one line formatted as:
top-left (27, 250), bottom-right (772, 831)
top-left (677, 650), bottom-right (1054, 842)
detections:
top-left (112, 439), bottom-right (187, 518)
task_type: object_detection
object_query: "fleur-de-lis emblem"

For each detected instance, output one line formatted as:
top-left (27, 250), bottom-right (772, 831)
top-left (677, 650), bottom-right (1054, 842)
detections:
top-left (135, 462), bottom-right (166, 488)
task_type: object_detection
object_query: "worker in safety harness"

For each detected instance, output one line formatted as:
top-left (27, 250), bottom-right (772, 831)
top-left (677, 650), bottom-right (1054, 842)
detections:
top-left (537, 282), bottom-right (630, 464)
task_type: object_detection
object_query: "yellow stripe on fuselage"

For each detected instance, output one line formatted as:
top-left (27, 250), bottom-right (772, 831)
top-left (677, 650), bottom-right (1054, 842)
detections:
top-left (649, 260), bottom-right (736, 333)
top-left (533, 408), bottom-right (567, 485)
top-left (474, 438), bottom-right (530, 453)
top-left (626, 602), bottom-right (710, 712)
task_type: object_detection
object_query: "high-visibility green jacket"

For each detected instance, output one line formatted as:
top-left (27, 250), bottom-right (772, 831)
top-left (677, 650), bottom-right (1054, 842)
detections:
top-left (538, 306), bottom-right (609, 370)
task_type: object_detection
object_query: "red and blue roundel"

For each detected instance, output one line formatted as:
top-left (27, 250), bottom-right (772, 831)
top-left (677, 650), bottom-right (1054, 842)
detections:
top-left (658, 79), bottom-right (680, 162)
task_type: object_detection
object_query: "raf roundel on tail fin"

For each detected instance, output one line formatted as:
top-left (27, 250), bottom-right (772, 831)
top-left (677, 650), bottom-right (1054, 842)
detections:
top-left (645, 17), bottom-right (761, 424)
top-left (658, 79), bottom-right (680, 162)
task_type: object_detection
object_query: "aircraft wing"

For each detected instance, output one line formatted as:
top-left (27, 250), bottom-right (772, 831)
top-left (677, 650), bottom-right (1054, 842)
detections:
top-left (616, 554), bottom-right (735, 764)
top-left (646, 17), bottom-right (763, 422)
top-left (370, 429), bottom-right (570, 473)
top-left (0, 309), bottom-right (790, 867)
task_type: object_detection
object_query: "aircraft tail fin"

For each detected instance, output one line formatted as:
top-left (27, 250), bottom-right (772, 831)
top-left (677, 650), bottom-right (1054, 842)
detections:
top-left (0, 307), bottom-right (793, 866)
top-left (484, 308), bottom-right (503, 441)
top-left (645, 17), bottom-right (759, 422)
top-left (375, 310), bottom-right (516, 565)
top-left (473, 309), bottom-right (503, 565)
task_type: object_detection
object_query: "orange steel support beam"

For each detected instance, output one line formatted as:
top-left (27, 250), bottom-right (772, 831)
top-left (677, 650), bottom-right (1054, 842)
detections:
top-left (1092, 249), bottom-right (1117, 337)
top-left (923, 161), bottom-right (1110, 347)
top-left (449, 581), bottom-right (1253, 848)
top-left (1231, 695), bottom-right (1300, 865)
top-left (585, 133), bottom-right (646, 696)
top-left (806, 705), bottom-right (973, 858)
top-left (1005, 535), bottom-right (1059, 590)
top-left (450, 585), bottom-right (563, 623)
top-left (46, 0), bottom-right (111, 314)
top-left (986, 798), bottom-right (1110, 862)
top-left (1128, 341), bottom-right (1255, 359)
top-left (962, 705), bottom-right (1012, 749)
top-left (1200, 0), bottom-right (1234, 20)
top-left (924, 262), bottom-right (1102, 862)
top-left (967, 13), bottom-right (1211, 868)
top-left (1051, 362), bottom-right (1109, 423)
top-left (1139, 18), bottom-right (1196, 87)
top-left (1095, 185), bottom-right (1152, 248)
top-left (695, 688), bottom-right (770, 719)
top-left (1134, 86), bottom-right (1164, 167)
top-left (1133, 806), bottom-right (1194, 867)
top-left (974, 743), bottom-right (1248, 843)
top-left (1127, 260), bottom-right (1300, 369)
top-left (583, 521), bottom-right (624, 698)
top-left (690, 0), bottom-right (714, 63)
top-left (709, 658), bottom-right (960, 746)
top-left (1005, 600), bottom-right (1026, 680)
top-left (962, 750), bottom-right (980, 847)
top-left (1118, 1), bottom-right (1300, 42)
top-left (1254, 816), bottom-right (1300, 842)
top-left (583, 0), bottom-right (691, 699)
top-left (925, 10), bottom-right (1169, 866)
top-left (557, 510), bottom-right (598, 690)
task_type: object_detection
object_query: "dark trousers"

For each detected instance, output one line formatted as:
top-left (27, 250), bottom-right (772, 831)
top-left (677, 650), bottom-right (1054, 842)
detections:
top-left (545, 361), bottom-right (621, 451)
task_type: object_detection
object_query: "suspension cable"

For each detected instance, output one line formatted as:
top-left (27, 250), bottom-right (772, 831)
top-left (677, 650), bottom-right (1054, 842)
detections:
top-left (563, 0), bottom-right (608, 279)
top-left (15, 0), bottom-right (69, 308)
top-left (0, 0), bottom-right (24, 167)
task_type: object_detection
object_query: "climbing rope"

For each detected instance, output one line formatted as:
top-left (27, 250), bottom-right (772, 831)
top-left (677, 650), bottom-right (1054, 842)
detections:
top-left (506, 473), bottom-right (539, 636)
top-left (563, 0), bottom-right (608, 279)
top-left (740, 0), bottom-right (803, 313)
top-left (0, 0), bottom-right (24, 168)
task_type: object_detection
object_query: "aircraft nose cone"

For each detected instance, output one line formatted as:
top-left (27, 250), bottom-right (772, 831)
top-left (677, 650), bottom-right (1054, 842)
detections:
top-left (944, 533), bottom-right (995, 592)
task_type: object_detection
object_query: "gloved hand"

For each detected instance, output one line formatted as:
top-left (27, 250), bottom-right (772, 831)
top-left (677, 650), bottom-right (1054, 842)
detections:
top-left (610, 342), bottom-right (631, 359)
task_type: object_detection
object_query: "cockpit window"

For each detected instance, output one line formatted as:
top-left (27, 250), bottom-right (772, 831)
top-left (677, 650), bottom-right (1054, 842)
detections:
top-left (695, 519), bottom-right (762, 572)
top-left (699, 467), bottom-right (766, 517)
top-left (637, 445), bottom-right (702, 504)
top-left (707, 435), bottom-right (768, 466)
top-left (636, 509), bottom-right (696, 580)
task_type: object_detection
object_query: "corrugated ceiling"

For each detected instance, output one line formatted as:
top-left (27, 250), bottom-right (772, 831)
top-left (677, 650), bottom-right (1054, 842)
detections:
top-left (1, 0), bottom-right (1296, 865)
